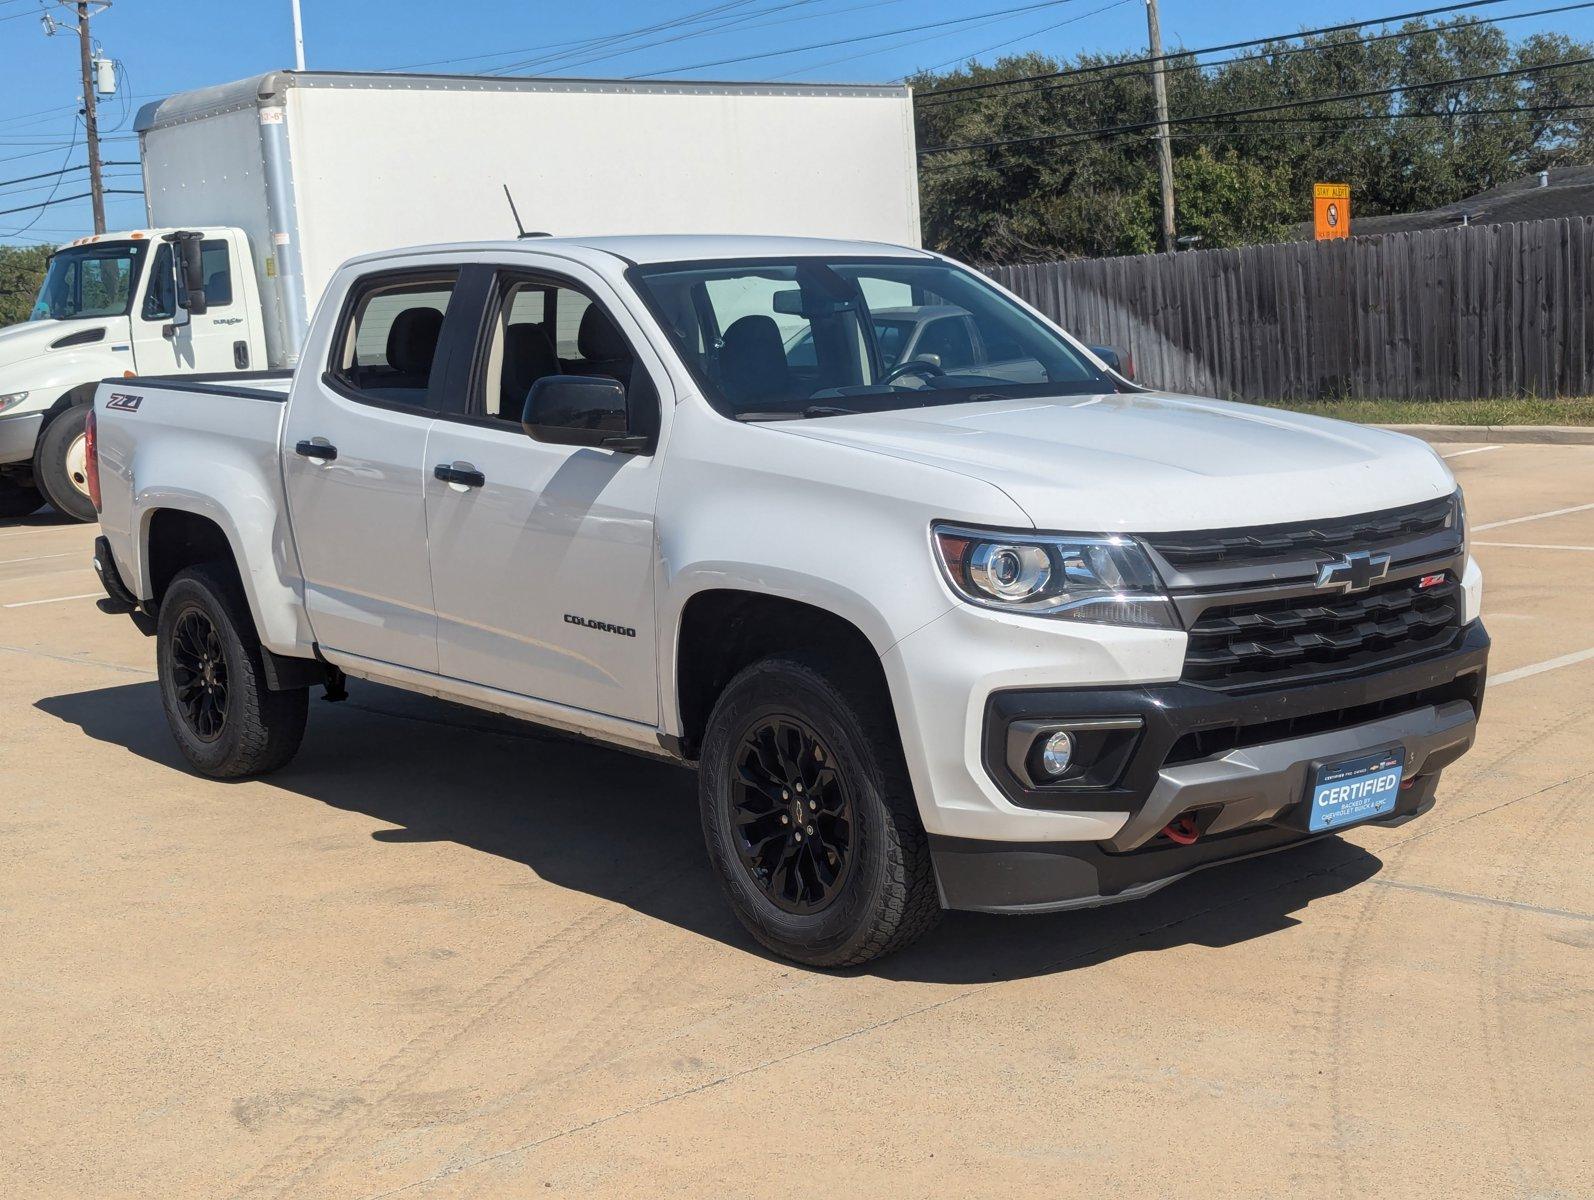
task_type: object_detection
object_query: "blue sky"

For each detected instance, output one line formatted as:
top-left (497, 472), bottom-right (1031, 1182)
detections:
top-left (3, 0), bottom-right (1590, 245)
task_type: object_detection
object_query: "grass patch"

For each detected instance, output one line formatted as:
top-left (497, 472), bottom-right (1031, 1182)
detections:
top-left (1253, 396), bottom-right (1594, 426)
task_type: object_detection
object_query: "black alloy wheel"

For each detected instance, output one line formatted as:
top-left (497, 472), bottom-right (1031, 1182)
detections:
top-left (169, 607), bottom-right (230, 741)
top-left (731, 715), bottom-right (855, 914)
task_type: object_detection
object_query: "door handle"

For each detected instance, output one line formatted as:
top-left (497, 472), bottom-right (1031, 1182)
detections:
top-left (434, 463), bottom-right (486, 489)
top-left (295, 439), bottom-right (338, 462)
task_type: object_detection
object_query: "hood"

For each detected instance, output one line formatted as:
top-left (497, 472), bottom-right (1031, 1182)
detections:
top-left (0, 318), bottom-right (77, 366)
top-left (773, 391), bottom-right (1455, 532)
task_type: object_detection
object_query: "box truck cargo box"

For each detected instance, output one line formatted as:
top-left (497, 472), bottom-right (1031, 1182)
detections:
top-left (136, 71), bottom-right (922, 367)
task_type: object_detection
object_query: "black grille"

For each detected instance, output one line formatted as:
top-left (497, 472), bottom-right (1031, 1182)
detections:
top-left (1183, 574), bottom-right (1463, 690)
top-left (1145, 496), bottom-right (1456, 567)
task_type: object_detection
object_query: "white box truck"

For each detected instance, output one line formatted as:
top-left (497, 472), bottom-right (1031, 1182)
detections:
top-left (0, 70), bottom-right (919, 520)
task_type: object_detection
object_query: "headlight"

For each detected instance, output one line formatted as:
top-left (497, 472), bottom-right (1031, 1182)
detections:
top-left (933, 523), bottom-right (1179, 629)
top-left (0, 391), bottom-right (28, 414)
top-left (1453, 489), bottom-right (1468, 562)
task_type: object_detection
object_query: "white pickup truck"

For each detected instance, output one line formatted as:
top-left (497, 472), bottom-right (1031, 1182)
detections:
top-left (91, 235), bottom-right (1490, 966)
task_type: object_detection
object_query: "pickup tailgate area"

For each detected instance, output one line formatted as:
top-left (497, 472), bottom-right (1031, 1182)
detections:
top-left (93, 373), bottom-right (306, 652)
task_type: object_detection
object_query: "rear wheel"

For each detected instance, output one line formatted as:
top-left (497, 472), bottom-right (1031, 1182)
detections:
top-left (699, 654), bottom-right (941, 967)
top-left (34, 404), bottom-right (96, 522)
top-left (0, 473), bottom-right (43, 519)
top-left (156, 564), bottom-right (308, 778)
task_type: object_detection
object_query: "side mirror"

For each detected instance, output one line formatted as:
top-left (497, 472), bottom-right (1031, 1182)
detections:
top-left (913, 352), bottom-right (942, 370)
top-left (165, 231), bottom-right (208, 317)
top-left (522, 375), bottom-right (649, 453)
top-left (1088, 344), bottom-right (1134, 381)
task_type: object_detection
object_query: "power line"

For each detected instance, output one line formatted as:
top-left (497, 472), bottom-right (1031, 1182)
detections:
top-left (0, 160), bottom-right (138, 190)
top-left (770, 0), bottom-right (1125, 80)
top-left (918, 54), bottom-right (1594, 156)
top-left (916, 0), bottom-right (1594, 109)
top-left (908, 0), bottom-right (1134, 77)
top-left (385, 0), bottom-right (768, 74)
top-left (632, 0), bottom-right (1081, 77)
top-left (499, 0), bottom-right (830, 76)
top-left (0, 188), bottom-right (143, 219)
top-left (916, 0), bottom-right (1516, 102)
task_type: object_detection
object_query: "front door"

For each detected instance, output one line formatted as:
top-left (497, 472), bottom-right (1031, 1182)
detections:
top-left (422, 267), bottom-right (664, 723)
top-left (281, 267), bottom-right (463, 672)
top-left (131, 238), bottom-right (253, 375)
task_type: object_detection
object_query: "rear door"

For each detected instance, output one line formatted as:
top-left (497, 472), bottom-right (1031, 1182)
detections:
top-left (281, 266), bottom-right (469, 672)
top-left (421, 262), bottom-right (665, 723)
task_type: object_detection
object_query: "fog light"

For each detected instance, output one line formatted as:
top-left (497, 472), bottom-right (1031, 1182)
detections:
top-left (1039, 730), bottom-right (1075, 777)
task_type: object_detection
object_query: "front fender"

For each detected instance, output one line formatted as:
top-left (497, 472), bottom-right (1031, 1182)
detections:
top-left (652, 398), bottom-right (1031, 735)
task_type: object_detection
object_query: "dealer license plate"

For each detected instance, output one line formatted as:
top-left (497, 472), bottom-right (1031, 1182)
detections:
top-left (1307, 747), bottom-right (1406, 832)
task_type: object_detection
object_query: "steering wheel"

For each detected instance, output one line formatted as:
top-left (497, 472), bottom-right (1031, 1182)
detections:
top-left (880, 358), bottom-right (946, 385)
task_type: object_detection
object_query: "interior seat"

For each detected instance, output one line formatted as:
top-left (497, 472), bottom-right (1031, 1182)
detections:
top-left (571, 306), bottom-right (633, 381)
top-left (499, 322), bottom-right (560, 420)
top-left (719, 314), bottom-right (791, 408)
top-left (383, 307), bottom-right (445, 388)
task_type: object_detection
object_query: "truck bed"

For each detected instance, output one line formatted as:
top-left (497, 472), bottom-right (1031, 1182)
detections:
top-left (94, 373), bottom-right (302, 651)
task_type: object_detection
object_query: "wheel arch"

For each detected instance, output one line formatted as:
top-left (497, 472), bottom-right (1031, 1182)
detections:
top-left (669, 585), bottom-right (897, 761)
top-left (135, 496), bottom-right (307, 654)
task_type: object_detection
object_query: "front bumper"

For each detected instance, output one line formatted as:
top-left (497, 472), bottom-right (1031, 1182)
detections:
top-left (0, 411), bottom-right (43, 466)
top-left (930, 619), bottom-right (1488, 912)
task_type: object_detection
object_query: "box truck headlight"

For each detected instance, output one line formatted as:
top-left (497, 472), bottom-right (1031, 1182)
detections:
top-left (933, 523), bottom-right (1179, 629)
top-left (0, 391), bottom-right (29, 414)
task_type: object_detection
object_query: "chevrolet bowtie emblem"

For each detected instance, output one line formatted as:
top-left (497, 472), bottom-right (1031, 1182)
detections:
top-left (1316, 550), bottom-right (1392, 592)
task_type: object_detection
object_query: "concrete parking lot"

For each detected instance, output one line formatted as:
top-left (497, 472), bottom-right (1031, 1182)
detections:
top-left (2, 442), bottom-right (1590, 1199)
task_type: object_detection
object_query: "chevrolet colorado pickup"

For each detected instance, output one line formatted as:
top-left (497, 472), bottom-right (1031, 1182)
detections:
top-left (91, 235), bottom-right (1489, 966)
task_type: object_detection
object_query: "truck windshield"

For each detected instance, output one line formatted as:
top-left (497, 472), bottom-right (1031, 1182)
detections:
top-left (628, 256), bottom-right (1115, 420)
top-left (31, 241), bottom-right (148, 321)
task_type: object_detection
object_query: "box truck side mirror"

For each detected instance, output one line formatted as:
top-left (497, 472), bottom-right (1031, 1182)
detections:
top-left (162, 231), bottom-right (209, 318)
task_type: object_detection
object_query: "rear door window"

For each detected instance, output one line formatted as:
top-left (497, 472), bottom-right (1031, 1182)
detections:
top-left (328, 273), bottom-right (459, 407)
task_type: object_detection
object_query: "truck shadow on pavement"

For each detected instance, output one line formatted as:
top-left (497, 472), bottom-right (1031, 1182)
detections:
top-left (37, 678), bottom-right (1385, 986)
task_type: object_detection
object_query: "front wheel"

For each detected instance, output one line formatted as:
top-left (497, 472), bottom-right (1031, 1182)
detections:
top-left (34, 404), bottom-right (96, 522)
top-left (698, 654), bottom-right (941, 967)
top-left (156, 564), bottom-right (308, 778)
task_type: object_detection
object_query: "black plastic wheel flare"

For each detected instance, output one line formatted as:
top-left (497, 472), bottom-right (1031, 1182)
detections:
top-left (170, 608), bottom-right (229, 742)
top-left (731, 716), bottom-right (855, 914)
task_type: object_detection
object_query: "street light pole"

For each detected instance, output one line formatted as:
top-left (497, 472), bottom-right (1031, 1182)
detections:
top-left (291, 0), bottom-right (306, 70)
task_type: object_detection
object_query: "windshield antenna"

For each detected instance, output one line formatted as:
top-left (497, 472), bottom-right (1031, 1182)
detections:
top-left (502, 185), bottom-right (550, 239)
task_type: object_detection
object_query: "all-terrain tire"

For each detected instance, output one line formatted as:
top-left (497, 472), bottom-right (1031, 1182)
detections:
top-left (156, 564), bottom-right (308, 778)
top-left (34, 404), bottom-right (96, 522)
top-left (699, 653), bottom-right (941, 967)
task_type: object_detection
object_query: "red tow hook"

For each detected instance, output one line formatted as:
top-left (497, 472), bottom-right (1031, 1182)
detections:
top-left (1162, 814), bottom-right (1202, 845)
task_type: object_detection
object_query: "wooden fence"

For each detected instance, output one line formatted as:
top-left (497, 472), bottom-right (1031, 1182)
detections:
top-left (986, 215), bottom-right (1594, 402)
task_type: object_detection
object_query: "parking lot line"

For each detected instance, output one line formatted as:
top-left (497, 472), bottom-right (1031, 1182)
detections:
top-left (1490, 646), bottom-right (1594, 686)
top-left (0, 552), bottom-right (75, 565)
top-left (1475, 541), bottom-right (1594, 552)
top-left (1441, 445), bottom-right (1502, 459)
top-left (1474, 502), bottom-right (1594, 532)
top-left (1, 592), bottom-right (101, 609)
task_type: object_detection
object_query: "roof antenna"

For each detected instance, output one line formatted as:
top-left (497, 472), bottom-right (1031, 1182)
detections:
top-left (503, 184), bottom-right (550, 239)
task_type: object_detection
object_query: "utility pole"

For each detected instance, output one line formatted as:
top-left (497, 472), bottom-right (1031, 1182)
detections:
top-left (1145, 0), bottom-right (1176, 253)
top-left (75, 2), bottom-right (105, 234)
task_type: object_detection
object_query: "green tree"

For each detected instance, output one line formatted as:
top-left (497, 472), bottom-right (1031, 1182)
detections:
top-left (912, 16), bottom-right (1594, 262)
top-left (0, 244), bottom-right (54, 327)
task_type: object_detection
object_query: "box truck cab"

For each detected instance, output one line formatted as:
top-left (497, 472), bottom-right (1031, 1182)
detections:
top-left (0, 226), bottom-right (264, 519)
top-left (0, 68), bottom-right (920, 521)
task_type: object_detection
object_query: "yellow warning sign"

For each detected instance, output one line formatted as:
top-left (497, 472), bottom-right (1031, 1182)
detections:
top-left (1314, 183), bottom-right (1351, 241)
